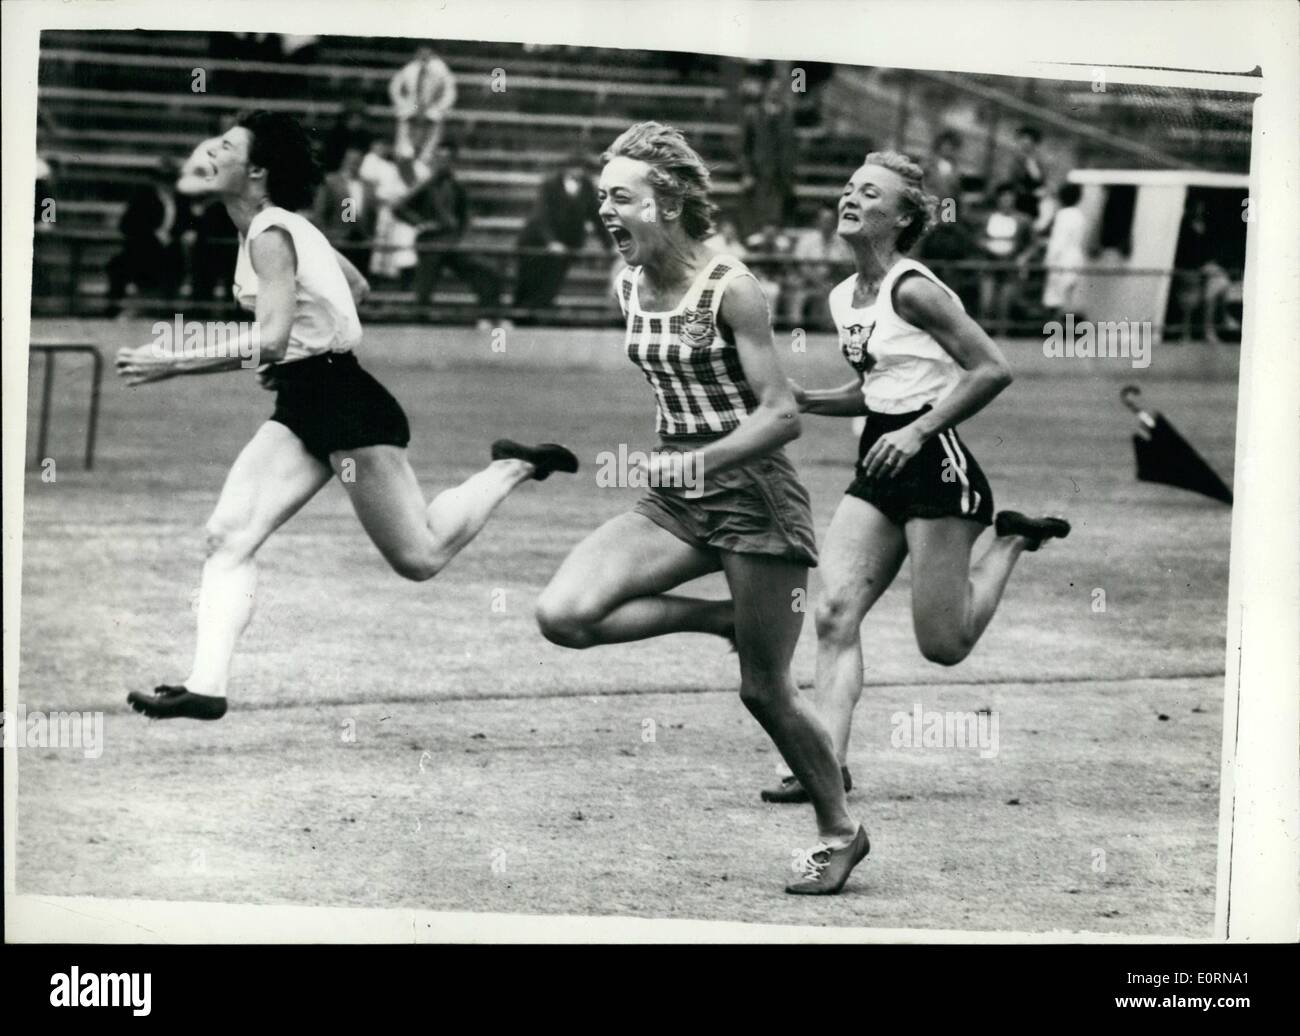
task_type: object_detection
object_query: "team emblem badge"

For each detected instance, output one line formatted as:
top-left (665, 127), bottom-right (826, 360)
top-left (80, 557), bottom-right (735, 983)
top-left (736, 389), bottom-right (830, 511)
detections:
top-left (842, 321), bottom-right (876, 370)
top-left (679, 307), bottom-right (715, 347)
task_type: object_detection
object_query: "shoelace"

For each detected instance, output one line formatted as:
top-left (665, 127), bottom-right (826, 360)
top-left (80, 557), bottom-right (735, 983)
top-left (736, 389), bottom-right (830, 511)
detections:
top-left (790, 843), bottom-right (833, 879)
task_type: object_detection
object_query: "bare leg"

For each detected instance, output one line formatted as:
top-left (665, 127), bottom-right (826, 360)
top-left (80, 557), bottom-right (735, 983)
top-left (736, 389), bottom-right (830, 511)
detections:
top-left (331, 445), bottom-right (538, 580)
top-left (812, 496), bottom-right (908, 759)
top-left (905, 516), bottom-right (1029, 665)
top-left (185, 422), bottom-right (333, 696)
top-left (723, 552), bottom-right (856, 844)
top-left (535, 512), bottom-right (727, 648)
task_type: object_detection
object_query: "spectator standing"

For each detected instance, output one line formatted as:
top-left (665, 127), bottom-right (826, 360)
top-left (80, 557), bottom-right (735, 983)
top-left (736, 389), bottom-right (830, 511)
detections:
top-left (389, 42), bottom-right (458, 167)
top-left (1006, 125), bottom-right (1049, 227)
top-left (313, 145), bottom-right (377, 277)
top-left (924, 130), bottom-right (964, 208)
top-left (786, 204), bottom-right (852, 328)
top-left (513, 155), bottom-right (605, 318)
top-left (977, 182), bottom-right (1035, 334)
top-left (394, 139), bottom-right (502, 322)
top-left (187, 198), bottom-right (238, 310)
top-left (739, 77), bottom-right (798, 233)
top-left (106, 159), bottom-right (185, 316)
top-left (1041, 182), bottom-right (1087, 322)
top-left (917, 131), bottom-right (977, 305)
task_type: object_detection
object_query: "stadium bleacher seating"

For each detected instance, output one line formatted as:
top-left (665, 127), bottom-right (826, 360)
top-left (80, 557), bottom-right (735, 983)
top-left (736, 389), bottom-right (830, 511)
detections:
top-left (33, 30), bottom-right (1252, 323)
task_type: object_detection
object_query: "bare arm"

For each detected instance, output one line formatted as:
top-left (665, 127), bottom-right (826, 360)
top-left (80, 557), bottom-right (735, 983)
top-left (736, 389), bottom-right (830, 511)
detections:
top-left (688, 275), bottom-right (802, 475)
top-left (860, 273), bottom-right (1012, 479)
top-left (332, 247), bottom-right (370, 304)
top-left (798, 375), bottom-right (869, 417)
top-left (115, 227), bottom-right (296, 384)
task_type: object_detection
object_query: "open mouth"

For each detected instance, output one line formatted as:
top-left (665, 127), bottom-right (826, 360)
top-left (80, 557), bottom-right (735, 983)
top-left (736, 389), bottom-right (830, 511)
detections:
top-left (607, 225), bottom-right (633, 251)
top-left (839, 211), bottom-right (862, 227)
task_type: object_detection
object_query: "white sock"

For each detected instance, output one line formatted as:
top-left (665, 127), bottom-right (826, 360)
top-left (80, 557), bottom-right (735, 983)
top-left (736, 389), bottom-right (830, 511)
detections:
top-left (183, 555), bottom-right (257, 698)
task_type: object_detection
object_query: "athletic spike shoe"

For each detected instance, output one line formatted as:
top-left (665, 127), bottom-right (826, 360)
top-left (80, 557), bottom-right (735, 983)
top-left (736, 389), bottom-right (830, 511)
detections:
top-left (994, 511), bottom-right (1071, 552)
top-left (785, 825), bottom-right (871, 895)
top-left (761, 766), bottom-right (853, 804)
top-left (128, 685), bottom-right (228, 721)
top-left (490, 439), bottom-right (579, 481)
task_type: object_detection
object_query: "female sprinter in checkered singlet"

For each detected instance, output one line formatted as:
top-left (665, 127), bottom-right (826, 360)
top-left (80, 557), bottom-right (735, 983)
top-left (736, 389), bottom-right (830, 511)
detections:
top-left (535, 122), bottom-right (869, 895)
top-left (760, 151), bottom-right (1069, 805)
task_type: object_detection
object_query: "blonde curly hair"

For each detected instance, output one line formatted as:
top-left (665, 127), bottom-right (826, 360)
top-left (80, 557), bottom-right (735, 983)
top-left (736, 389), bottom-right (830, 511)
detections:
top-left (603, 121), bottom-right (717, 240)
top-left (862, 150), bottom-right (938, 253)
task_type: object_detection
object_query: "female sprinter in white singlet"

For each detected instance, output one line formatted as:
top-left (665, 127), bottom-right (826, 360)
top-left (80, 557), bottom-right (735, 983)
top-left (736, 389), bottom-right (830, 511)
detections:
top-left (534, 122), bottom-right (868, 895)
top-left (761, 151), bottom-right (1069, 804)
top-left (116, 111), bottom-right (575, 721)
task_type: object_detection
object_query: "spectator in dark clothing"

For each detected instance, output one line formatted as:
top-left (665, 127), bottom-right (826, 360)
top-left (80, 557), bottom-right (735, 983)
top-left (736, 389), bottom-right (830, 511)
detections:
top-left (106, 161), bottom-right (184, 315)
top-left (188, 198), bottom-right (238, 308)
top-left (739, 77), bottom-right (798, 233)
top-left (321, 99), bottom-right (374, 175)
top-left (1172, 199), bottom-right (1238, 344)
top-left (917, 130), bottom-right (979, 305)
top-left (924, 129), bottom-right (964, 207)
top-left (791, 62), bottom-right (835, 128)
top-left (312, 145), bottom-right (377, 277)
top-left (394, 140), bottom-right (501, 318)
top-left (32, 155), bottom-right (58, 304)
top-left (1006, 125), bottom-right (1048, 224)
top-left (209, 31), bottom-right (281, 61)
top-left (513, 155), bottom-right (605, 317)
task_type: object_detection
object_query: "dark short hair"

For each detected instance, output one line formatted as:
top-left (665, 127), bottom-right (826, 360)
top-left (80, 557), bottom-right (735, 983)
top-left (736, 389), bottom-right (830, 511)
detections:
top-left (1057, 182), bottom-right (1082, 207)
top-left (237, 109), bottom-right (321, 211)
top-left (1016, 125), bottom-right (1042, 143)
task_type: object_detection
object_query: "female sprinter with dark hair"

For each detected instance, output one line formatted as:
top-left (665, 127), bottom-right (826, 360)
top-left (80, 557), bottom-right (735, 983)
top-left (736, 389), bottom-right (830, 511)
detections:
top-left (534, 121), bottom-right (868, 895)
top-left (761, 151), bottom-right (1069, 804)
top-left (115, 111), bottom-right (575, 721)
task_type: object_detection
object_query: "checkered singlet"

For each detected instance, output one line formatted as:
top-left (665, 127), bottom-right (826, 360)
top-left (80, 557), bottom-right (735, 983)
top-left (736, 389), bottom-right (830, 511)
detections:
top-left (616, 255), bottom-right (761, 435)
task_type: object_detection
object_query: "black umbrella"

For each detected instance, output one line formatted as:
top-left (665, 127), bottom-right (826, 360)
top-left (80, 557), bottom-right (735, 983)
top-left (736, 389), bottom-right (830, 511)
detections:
top-left (1121, 386), bottom-right (1233, 504)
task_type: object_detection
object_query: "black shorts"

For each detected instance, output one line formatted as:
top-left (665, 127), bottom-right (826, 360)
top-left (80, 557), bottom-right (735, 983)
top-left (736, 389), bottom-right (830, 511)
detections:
top-left (268, 351), bottom-right (411, 463)
top-left (845, 406), bottom-right (994, 527)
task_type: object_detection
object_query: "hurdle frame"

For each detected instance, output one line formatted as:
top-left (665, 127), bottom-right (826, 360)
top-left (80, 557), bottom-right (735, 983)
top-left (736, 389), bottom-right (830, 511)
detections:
top-left (29, 342), bottom-right (104, 471)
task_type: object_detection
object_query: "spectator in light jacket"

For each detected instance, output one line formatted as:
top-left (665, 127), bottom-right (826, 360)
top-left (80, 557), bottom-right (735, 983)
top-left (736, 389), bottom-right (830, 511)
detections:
top-left (389, 42), bottom-right (458, 166)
